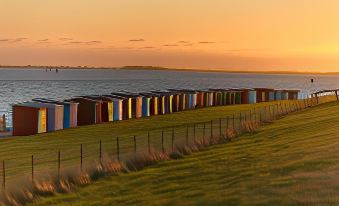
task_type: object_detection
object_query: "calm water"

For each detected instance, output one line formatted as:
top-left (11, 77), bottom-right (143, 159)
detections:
top-left (0, 68), bottom-right (337, 127)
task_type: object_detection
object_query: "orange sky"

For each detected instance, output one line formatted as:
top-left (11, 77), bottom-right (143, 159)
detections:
top-left (1, 0), bottom-right (339, 72)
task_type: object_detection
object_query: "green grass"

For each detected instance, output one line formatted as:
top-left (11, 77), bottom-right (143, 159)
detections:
top-left (31, 100), bottom-right (339, 206)
top-left (1, 99), bottom-right (313, 184)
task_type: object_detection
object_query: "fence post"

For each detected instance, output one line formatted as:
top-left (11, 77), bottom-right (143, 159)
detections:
top-left (148, 132), bottom-right (151, 155)
top-left (80, 144), bottom-right (83, 170)
top-left (210, 120), bottom-right (213, 141)
top-left (186, 125), bottom-right (189, 145)
top-left (203, 122), bottom-right (206, 144)
top-left (232, 114), bottom-right (235, 130)
top-left (219, 118), bottom-right (222, 137)
top-left (239, 113), bottom-right (242, 132)
top-left (99, 140), bottom-right (102, 163)
top-left (226, 116), bottom-right (229, 138)
top-left (133, 135), bottom-right (136, 154)
top-left (193, 124), bottom-right (196, 142)
top-left (116, 136), bottom-right (120, 161)
top-left (2, 160), bottom-right (5, 189)
top-left (259, 108), bottom-right (262, 123)
top-left (58, 151), bottom-right (61, 179)
top-left (171, 128), bottom-right (175, 151)
top-left (161, 131), bottom-right (165, 153)
top-left (32, 155), bottom-right (34, 183)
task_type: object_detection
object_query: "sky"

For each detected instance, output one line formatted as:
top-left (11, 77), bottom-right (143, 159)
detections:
top-left (1, 0), bottom-right (339, 72)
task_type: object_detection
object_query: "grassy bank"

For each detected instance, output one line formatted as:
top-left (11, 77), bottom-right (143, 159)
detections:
top-left (1, 99), bottom-right (318, 184)
top-left (31, 100), bottom-right (339, 206)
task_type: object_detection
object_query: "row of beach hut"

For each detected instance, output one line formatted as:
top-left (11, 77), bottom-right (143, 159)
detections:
top-left (12, 88), bottom-right (299, 136)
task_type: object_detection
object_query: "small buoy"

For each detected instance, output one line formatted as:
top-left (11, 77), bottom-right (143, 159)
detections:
top-left (311, 78), bottom-right (314, 83)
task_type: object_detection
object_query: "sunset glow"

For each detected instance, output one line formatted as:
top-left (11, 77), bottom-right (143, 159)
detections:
top-left (1, 0), bottom-right (339, 72)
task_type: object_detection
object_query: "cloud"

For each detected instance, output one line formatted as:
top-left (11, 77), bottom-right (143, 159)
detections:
top-left (178, 41), bottom-right (190, 44)
top-left (129, 39), bottom-right (145, 42)
top-left (38, 39), bottom-right (49, 42)
top-left (140, 46), bottom-right (155, 49)
top-left (163, 44), bottom-right (178, 47)
top-left (0, 39), bottom-right (9, 42)
top-left (198, 41), bottom-right (216, 44)
top-left (85, 41), bottom-right (101, 45)
top-left (10, 38), bottom-right (27, 43)
top-left (59, 38), bottom-right (73, 41)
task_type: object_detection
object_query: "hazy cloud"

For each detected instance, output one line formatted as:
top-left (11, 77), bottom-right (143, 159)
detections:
top-left (129, 39), bottom-right (145, 42)
top-left (163, 44), bottom-right (178, 47)
top-left (198, 41), bottom-right (216, 44)
top-left (0, 39), bottom-right (9, 42)
top-left (59, 38), bottom-right (73, 41)
top-left (140, 46), bottom-right (155, 49)
top-left (38, 39), bottom-right (49, 42)
top-left (178, 41), bottom-right (190, 44)
top-left (0, 38), bottom-right (27, 43)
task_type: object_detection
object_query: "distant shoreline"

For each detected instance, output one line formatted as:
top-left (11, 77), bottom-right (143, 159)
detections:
top-left (0, 65), bottom-right (338, 75)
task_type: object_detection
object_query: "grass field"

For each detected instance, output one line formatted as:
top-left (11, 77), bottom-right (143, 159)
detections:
top-left (30, 100), bottom-right (339, 206)
top-left (1, 98), bottom-right (317, 186)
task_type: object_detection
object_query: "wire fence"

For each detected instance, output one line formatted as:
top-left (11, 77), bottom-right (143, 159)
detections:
top-left (0, 96), bottom-right (335, 192)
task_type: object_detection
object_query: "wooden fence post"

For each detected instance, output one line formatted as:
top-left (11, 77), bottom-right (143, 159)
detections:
top-left (171, 128), bottom-right (175, 151)
top-left (2, 160), bottom-right (5, 189)
top-left (239, 113), bottom-right (242, 132)
top-left (193, 124), bottom-right (196, 142)
top-left (210, 120), bottom-right (213, 140)
top-left (219, 118), bottom-right (222, 137)
top-left (186, 125), bottom-right (189, 145)
top-left (161, 131), bottom-right (164, 153)
top-left (203, 122), bottom-right (206, 144)
top-left (32, 155), bottom-right (34, 183)
top-left (99, 140), bottom-right (102, 163)
top-left (133, 136), bottom-right (136, 154)
top-left (232, 114), bottom-right (235, 130)
top-left (148, 132), bottom-right (151, 155)
top-left (58, 151), bottom-right (61, 179)
top-left (116, 136), bottom-right (120, 161)
top-left (80, 144), bottom-right (83, 171)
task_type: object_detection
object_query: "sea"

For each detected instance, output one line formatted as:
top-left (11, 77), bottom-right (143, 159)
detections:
top-left (0, 68), bottom-right (337, 127)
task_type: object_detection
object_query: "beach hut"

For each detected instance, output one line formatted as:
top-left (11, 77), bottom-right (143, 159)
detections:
top-left (275, 90), bottom-right (283, 100)
top-left (196, 91), bottom-right (205, 107)
top-left (79, 96), bottom-right (117, 122)
top-left (151, 91), bottom-right (174, 114)
top-left (139, 94), bottom-right (151, 117)
top-left (268, 91), bottom-right (275, 102)
top-left (140, 93), bottom-right (159, 116)
top-left (255, 88), bottom-right (274, 103)
top-left (111, 92), bottom-right (142, 118)
top-left (32, 98), bottom-right (78, 128)
top-left (239, 88), bottom-right (256, 104)
top-left (12, 103), bottom-right (47, 136)
top-left (67, 97), bottom-right (102, 126)
top-left (103, 95), bottom-right (123, 121)
top-left (23, 102), bottom-right (64, 132)
top-left (110, 95), bottom-right (131, 120)
top-left (281, 90), bottom-right (291, 100)
top-left (287, 90), bottom-right (300, 100)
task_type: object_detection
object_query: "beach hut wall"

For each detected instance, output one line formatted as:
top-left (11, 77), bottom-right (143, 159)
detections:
top-left (32, 98), bottom-right (78, 128)
top-left (79, 96), bottom-right (111, 123)
top-left (103, 95), bottom-right (124, 121)
top-left (12, 103), bottom-right (47, 136)
top-left (275, 90), bottom-right (283, 100)
top-left (248, 90), bottom-right (257, 104)
top-left (142, 96), bottom-right (151, 117)
top-left (235, 92), bottom-right (242, 104)
top-left (269, 91), bottom-right (275, 102)
top-left (23, 102), bottom-right (63, 132)
top-left (110, 94), bottom-right (132, 119)
top-left (287, 90), bottom-right (299, 100)
top-left (67, 98), bottom-right (101, 125)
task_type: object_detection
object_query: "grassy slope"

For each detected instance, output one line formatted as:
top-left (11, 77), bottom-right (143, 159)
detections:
top-left (1, 100), bottom-right (299, 180)
top-left (32, 101), bottom-right (339, 206)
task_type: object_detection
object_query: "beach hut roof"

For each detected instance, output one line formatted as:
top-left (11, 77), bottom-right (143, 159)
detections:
top-left (32, 98), bottom-right (78, 105)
